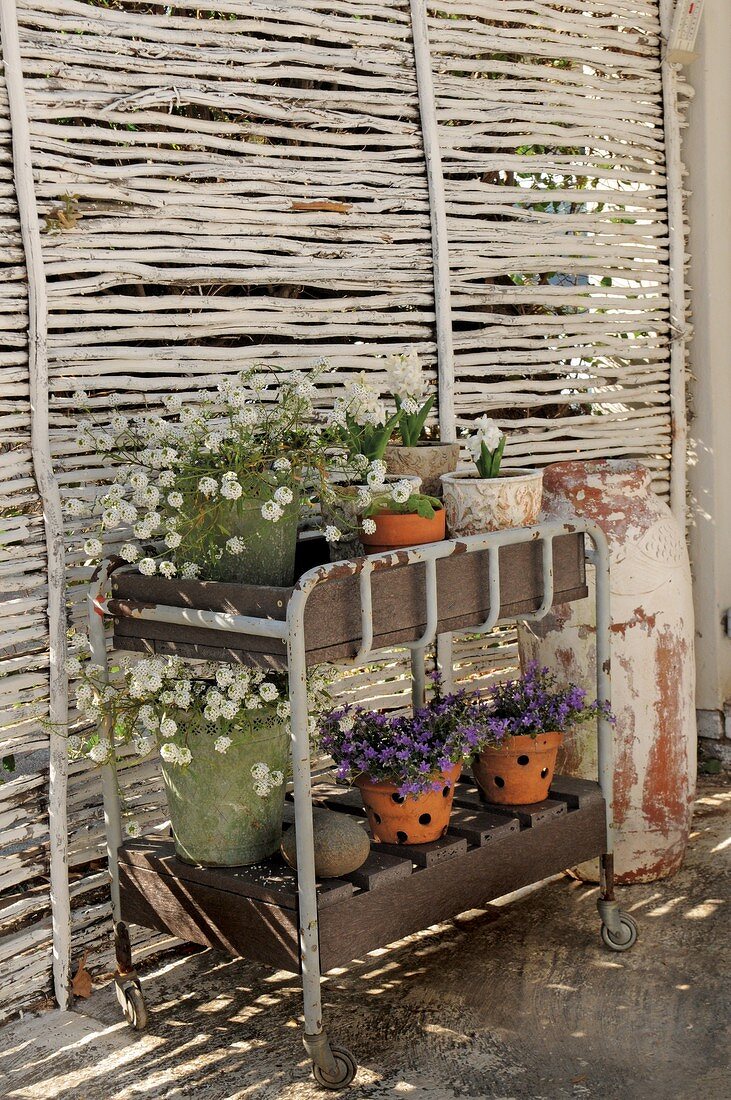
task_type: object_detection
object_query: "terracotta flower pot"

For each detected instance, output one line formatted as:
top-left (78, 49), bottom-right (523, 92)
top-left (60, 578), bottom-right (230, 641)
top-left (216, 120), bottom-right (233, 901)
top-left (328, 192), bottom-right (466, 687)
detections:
top-left (322, 474), bottom-right (422, 561)
top-left (385, 441), bottom-right (461, 497)
top-left (441, 469), bottom-right (543, 536)
top-left (355, 763), bottom-right (462, 844)
top-left (473, 732), bottom-right (562, 805)
top-left (360, 504), bottom-right (445, 554)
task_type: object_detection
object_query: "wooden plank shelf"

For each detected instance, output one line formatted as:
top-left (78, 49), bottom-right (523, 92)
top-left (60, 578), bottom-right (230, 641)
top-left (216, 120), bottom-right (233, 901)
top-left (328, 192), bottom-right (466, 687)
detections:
top-left (109, 532), bottom-right (587, 669)
top-left (118, 774), bottom-right (606, 975)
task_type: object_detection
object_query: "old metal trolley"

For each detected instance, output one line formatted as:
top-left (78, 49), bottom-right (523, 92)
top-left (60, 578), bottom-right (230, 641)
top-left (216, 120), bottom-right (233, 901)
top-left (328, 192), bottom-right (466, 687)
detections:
top-left (88, 520), bottom-right (637, 1089)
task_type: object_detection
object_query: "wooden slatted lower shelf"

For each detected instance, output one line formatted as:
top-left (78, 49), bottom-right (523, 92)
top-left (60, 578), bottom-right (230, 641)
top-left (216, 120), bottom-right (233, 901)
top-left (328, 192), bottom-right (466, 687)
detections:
top-left (119, 775), bottom-right (606, 974)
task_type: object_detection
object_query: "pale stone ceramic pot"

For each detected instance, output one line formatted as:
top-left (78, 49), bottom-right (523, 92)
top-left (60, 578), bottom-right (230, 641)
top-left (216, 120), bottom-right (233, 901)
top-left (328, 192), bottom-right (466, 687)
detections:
top-left (385, 441), bottom-right (460, 497)
top-left (518, 459), bottom-right (696, 883)
top-left (440, 468), bottom-right (543, 536)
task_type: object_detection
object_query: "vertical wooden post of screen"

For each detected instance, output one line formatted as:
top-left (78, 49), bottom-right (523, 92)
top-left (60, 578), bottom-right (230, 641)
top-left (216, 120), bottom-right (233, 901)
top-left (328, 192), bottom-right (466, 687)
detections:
top-left (0, 0), bottom-right (71, 1008)
top-left (410, 1), bottom-right (456, 689)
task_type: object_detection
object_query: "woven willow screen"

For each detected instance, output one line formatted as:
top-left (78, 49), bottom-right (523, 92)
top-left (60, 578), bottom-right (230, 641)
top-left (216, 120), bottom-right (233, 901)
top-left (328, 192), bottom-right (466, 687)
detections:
top-left (0, 0), bottom-right (688, 1019)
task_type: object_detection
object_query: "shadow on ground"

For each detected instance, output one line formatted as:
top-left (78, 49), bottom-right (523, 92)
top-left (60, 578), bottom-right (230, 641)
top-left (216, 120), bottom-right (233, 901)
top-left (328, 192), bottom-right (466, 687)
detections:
top-left (1, 780), bottom-right (728, 1100)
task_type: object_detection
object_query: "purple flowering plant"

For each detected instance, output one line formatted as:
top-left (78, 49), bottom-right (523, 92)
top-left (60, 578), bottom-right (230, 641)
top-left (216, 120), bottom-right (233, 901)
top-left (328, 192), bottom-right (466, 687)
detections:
top-left (460, 662), bottom-right (612, 744)
top-left (318, 686), bottom-right (488, 798)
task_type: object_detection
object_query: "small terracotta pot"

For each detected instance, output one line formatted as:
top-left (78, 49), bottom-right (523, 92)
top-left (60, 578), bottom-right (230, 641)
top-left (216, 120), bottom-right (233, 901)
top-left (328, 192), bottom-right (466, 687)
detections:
top-left (385, 442), bottom-right (461, 497)
top-left (360, 504), bottom-right (445, 554)
top-left (441, 468), bottom-right (543, 536)
top-left (355, 763), bottom-right (462, 844)
top-left (473, 732), bottom-right (563, 805)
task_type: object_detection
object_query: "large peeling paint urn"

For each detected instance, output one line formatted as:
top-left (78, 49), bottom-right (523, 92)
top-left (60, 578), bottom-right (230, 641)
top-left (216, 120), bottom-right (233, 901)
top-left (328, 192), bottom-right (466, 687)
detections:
top-left (518, 459), bottom-right (696, 883)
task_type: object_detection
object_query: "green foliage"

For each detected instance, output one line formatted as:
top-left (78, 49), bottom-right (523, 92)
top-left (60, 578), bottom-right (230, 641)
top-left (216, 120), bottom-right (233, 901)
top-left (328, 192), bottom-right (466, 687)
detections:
top-left (395, 393), bottom-right (435, 447)
top-left (474, 434), bottom-right (506, 479)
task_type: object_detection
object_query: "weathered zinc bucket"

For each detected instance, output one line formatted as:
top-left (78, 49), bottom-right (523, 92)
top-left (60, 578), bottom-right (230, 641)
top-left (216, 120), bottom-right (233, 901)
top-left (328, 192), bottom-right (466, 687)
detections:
top-left (187, 495), bottom-right (300, 587)
top-left (160, 707), bottom-right (290, 866)
top-left (519, 459), bottom-right (696, 883)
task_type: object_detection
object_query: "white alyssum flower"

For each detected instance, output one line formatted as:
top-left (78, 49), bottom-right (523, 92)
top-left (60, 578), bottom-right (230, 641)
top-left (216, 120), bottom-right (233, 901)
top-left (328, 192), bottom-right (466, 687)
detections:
top-left (216, 666), bottom-right (235, 687)
top-left (214, 735), bottom-right (232, 754)
top-left (67, 734), bottom-right (83, 754)
top-left (159, 561), bottom-right (176, 579)
top-left (225, 536), bottom-right (245, 554)
top-left (324, 525), bottom-right (341, 544)
top-left (167, 492), bottom-right (184, 510)
top-left (129, 471), bottom-right (149, 491)
top-left (362, 517), bottom-right (377, 535)
top-left (65, 498), bottom-right (88, 517)
top-left (276, 700), bottom-right (291, 719)
top-left (65, 656), bottom-right (82, 677)
top-left (119, 502), bottom-right (138, 524)
top-left (385, 348), bottom-right (427, 401)
top-left (366, 459), bottom-right (387, 488)
top-left (181, 562), bottom-right (200, 579)
top-left (261, 499), bottom-right (284, 522)
top-left (273, 457), bottom-right (291, 472)
top-left (165, 531), bottom-right (182, 549)
top-left (220, 476), bottom-right (242, 500)
top-left (177, 746), bottom-right (192, 766)
top-left (73, 389), bottom-right (89, 403)
top-left (390, 479), bottom-right (412, 505)
top-left (158, 469), bottom-right (176, 488)
top-left (356, 487), bottom-right (372, 510)
top-left (198, 476), bottom-right (218, 498)
top-left (259, 682), bottom-right (279, 702)
top-left (84, 538), bottom-right (102, 557)
top-left (251, 762), bottom-right (269, 781)
top-left (139, 558), bottom-right (157, 576)
top-left (338, 714), bottom-right (355, 732)
top-left (160, 742), bottom-right (179, 763)
top-left (88, 738), bottom-right (111, 764)
top-left (467, 415), bottom-right (503, 460)
top-left (125, 821), bottom-right (141, 839)
top-left (273, 485), bottom-right (293, 506)
top-left (159, 716), bottom-right (177, 738)
top-left (133, 735), bottom-right (154, 757)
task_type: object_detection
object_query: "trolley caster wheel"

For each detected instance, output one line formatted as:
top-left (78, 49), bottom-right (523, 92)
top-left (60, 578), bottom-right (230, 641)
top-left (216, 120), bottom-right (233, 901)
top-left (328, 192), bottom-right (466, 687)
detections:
top-left (117, 981), bottom-right (149, 1030)
top-left (311, 1045), bottom-right (357, 1090)
top-left (601, 912), bottom-right (638, 952)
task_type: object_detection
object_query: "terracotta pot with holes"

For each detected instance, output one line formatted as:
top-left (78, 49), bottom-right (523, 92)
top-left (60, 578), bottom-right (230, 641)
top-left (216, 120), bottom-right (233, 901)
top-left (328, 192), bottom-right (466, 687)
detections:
top-left (354, 763), bottom-right (462, 844)
top-left (473, 732), bottom-right (562, 806)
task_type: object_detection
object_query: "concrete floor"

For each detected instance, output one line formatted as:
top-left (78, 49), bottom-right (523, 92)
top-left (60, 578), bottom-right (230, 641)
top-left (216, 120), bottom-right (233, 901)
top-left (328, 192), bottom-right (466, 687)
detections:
top-left (1, 779), bottom-right (729, 1100)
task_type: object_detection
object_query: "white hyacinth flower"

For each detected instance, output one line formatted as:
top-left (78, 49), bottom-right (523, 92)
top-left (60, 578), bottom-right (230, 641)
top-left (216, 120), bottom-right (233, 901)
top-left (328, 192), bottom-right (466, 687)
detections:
top-left (214, 735), bottom-right (232, 754)
top-left (468, 415), bottom-right (503, 459)
top-left (324, 525), bottom-right (341, 544)
top-left (362, 518), bottom-right (377, 535)
top-left (138, 558), bottom-right (157, 576)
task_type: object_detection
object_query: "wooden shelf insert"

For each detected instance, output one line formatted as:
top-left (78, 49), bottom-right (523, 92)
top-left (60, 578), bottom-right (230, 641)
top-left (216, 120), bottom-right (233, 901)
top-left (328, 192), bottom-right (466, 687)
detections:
top-left (119, 774), bottom-right (606, 974)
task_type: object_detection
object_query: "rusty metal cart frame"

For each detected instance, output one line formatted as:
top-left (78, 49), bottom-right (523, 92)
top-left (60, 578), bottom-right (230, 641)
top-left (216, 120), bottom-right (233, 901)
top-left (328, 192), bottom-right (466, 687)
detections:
top-left (88, 519), bottom-right (636, 1089)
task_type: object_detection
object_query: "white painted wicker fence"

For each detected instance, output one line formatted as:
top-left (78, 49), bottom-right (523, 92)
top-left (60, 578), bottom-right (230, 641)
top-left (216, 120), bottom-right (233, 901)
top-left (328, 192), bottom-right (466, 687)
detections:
top-left (0, 0), bottom-right (689, 1020)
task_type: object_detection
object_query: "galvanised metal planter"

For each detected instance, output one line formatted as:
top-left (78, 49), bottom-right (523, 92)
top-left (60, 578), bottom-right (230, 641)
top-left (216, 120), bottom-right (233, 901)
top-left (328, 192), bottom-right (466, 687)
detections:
top-left (160, 707), bottom-right (290, 867)
top-left (187, 496), bottom-right (299, 587)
